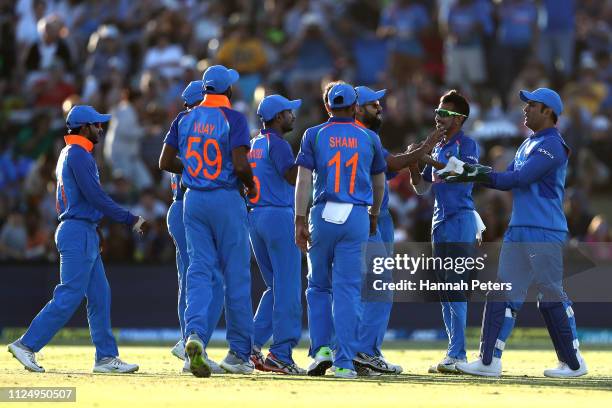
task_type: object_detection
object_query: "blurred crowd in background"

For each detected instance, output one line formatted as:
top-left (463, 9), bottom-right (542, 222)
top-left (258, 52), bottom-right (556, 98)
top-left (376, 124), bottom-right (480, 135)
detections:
top-left (0, 0), bottom-right (611, 263)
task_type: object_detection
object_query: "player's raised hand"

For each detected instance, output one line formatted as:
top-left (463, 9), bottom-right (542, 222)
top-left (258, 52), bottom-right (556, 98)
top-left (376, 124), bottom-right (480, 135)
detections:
top-left (294, 216), bottom-right (311, 253)
top-left (423, 127), bottom-right (446, 150)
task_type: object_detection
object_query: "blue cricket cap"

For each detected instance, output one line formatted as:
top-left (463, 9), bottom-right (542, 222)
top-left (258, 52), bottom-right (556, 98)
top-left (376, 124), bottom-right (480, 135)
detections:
top-left (519, 88), bottom-right (563, 116)
top-left (182, 80), bottom-right (204, 105)
top-left (257, 95), bottom-right (302, 122)
top-left (355, 86), bottom-right (386, 106)
top-left (328, 83), bottom-right (357, 109)
top-left (66, 105), bottom-right (111, 129)
top-left (202, 65), bottom-right (239, 94)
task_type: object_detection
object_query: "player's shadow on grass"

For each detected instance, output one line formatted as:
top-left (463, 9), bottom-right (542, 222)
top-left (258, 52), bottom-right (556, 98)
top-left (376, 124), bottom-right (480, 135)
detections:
top-left (245, 373), bottom-right (612, 391)
top-left (40, 371), bottom-right (612, 391)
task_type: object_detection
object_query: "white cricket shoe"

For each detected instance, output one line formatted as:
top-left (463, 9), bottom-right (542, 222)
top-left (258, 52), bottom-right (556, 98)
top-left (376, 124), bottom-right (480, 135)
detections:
top-left (220, 350), bottom-right (254, 374)
top-left (334, 368), bottom-right (357, 379)
top-left (380, 356), bottom-right (403, 374)
top-left (456, 357), bottom-right (501, 377)
top-left (437, 356), bottom-right (467, 374)
top-left (544, 352), bottom-right (588, 378)
top-left (207, 357), bottom-right (225, 374)
top-left (93, 357), bottom-right (139, 373)
top-left (171, 339), bottom-right (185, 360)
top-left (8, 341), bottom-right (44, 373)
top-left (182, 357), bottom-right (191, 374)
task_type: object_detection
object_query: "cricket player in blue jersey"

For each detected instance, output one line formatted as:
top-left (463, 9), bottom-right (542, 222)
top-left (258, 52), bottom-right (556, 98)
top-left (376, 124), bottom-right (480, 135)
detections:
top-left (161, 80), bottom-right (224, 374)
top-left (446, 88), bottom-right (588, 378)
top-left (8, 105), bottom-right (146, 373)
top-left (409, 90), bottom-right (481, 374)
top-left (247, 94), bottom-right (305, 375)
top-left (159, 65), bottom-right (255, 378)
top-left (352, 86), bottom-right (442, 376)
top-left (295, 83), bottom-right (387, 379)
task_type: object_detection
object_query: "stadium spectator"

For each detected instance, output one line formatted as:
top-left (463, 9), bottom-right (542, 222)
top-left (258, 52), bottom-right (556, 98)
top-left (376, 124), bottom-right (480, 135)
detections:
top-left (24, 14), bottom-right (72, 74)
top-left (104, 88), bottom-right (153, 190)
top-left (494, 0), bottom-right (538, 109)
top-left (216, 14), bottom-right (267, 103)
top-left (442, 0), bottom-right (493, 97)
top-left (538, 0), bottom-right (576, 80)
top-left (0, 211), bottom-right (27, 260)
top-left (378, 0), bottom-right (430, 85)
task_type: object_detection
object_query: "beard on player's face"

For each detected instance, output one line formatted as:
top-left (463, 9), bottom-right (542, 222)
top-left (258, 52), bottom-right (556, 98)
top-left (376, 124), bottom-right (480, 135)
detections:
top-left (363, 108), bottom-right (383, 131)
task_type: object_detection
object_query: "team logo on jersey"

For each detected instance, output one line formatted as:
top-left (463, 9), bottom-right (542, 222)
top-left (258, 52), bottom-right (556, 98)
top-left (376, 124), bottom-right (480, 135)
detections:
top-left (537, 148), bottom-right (554, 159)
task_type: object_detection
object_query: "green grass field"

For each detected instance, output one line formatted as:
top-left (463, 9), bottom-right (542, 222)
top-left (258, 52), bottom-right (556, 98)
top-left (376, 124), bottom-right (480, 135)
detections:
top-left (1, 342), bottom-right (611, 407)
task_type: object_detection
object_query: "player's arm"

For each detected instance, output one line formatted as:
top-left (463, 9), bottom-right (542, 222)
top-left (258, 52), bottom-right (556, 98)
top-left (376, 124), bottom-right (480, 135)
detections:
top-left (294, 166), bottom-right (312, 252)
top-left (409, 155), bottom-right (433, 195)
top-left (369, 134), bottom-right (389, 235)
top-left (159, 114), bottom-right (183, 174)
top-left (159, 143), bottom-right (183, 174)
top-left (385, 129), bottom-right (444, 172)
top-left (226, 110), bottom-right (255, 193)
top-left (294, 129), bottom-right (316, 251)
top-left (69, 150), bottom-right (140, 227)
top-left (232, 146), bottom-right (255, 190)
top-left (269, 138), bottom-right (298, 186)
top-left (487, 142), bottom-right (566, 191)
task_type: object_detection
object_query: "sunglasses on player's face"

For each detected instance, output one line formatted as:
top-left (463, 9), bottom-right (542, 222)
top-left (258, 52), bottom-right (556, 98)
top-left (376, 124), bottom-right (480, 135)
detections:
top-left (434, 108), bottom-right (467, 118)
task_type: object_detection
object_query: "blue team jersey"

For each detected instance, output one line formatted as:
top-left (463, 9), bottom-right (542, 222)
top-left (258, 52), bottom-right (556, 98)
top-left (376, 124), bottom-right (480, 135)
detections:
top-left (166, 94), bottom-right (250, 191)
top-left (247, 128), bottom-right (295, 208)
top-left (423, 131), bottom-right (479, 230)
top-left (490, 127), bottom-right (569, 232)
top-left (295, 117), bottom-right (387, 206)
top-left (56, 135), bottom-right (135, 225)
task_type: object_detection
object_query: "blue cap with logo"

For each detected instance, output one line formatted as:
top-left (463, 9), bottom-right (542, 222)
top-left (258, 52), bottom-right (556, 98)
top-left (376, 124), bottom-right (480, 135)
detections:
top-left (202, 65), bottom-right (239, 94)
top-left (519, 88), bottom-right (563, 116)
top-left (182, 80), bottom-right (204, 105)
top-left (66, 105), bottom-right (112, 129)
top-left (355, 86), bottom-right (386, 106)
top-left (328, 83), bottom-right (357, 109)
top-left (257, 95), bottom-right (302, 122)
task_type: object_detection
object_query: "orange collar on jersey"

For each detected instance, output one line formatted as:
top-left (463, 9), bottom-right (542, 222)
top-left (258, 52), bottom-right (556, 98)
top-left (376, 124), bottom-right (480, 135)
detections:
top-left (64, 135), bottom-right (93, 152)
top-left (355, 120), bottom-right (366, 128)
top-left (199, 94), bottom-right (232, 108)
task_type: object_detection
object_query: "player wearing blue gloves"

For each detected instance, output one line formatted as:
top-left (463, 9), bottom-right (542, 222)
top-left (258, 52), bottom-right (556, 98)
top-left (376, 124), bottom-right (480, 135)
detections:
top-left (8, 106), bottom-right (146, 374)
top-left (247, 95), bottom-right (305, 375)
top-left (446, 88), bottom-right (588, 378)
top-left (161, 81), bottom-right (225, 374)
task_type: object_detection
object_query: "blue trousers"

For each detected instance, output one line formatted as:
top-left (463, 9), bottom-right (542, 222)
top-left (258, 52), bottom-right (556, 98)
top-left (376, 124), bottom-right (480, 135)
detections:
top-left (358, 209), bottom-right (394, 356)
top-left (490, 227), bottom-right (575, 359)
top-left (183, 188), bottom-right (253, 361)
top-left (167, 200), bottom-right (224, 346)
top-left (248, 206), bottom-right (302, 363)
top-left (306, 204), bottom-right (369, 370)
top-left (432, 211), bottom-right (477, 360)
top-left (21, 220), bottom-right (118, 362)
